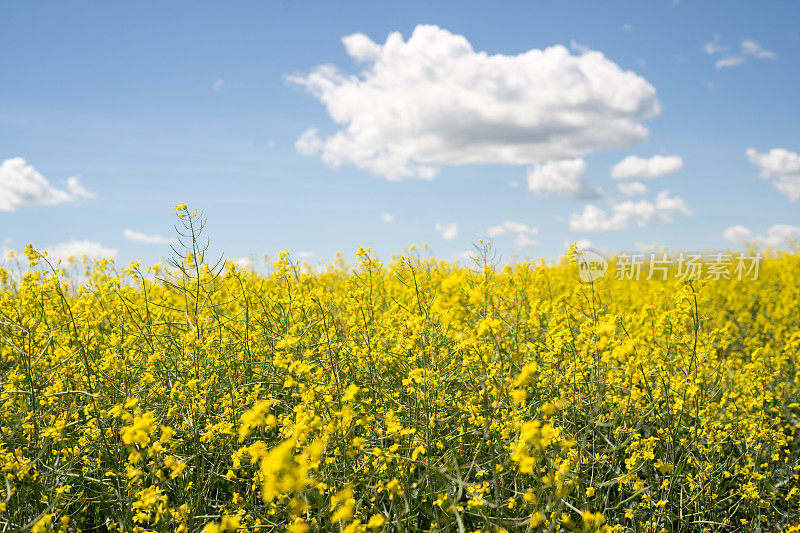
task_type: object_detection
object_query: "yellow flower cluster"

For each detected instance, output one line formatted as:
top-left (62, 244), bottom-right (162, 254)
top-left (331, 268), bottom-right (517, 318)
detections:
top-left (2, 216), bottom-right (800, 531)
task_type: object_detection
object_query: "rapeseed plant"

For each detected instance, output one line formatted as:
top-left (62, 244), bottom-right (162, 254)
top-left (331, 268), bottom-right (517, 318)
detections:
top-left (1, 205), bottom-right (799, 531)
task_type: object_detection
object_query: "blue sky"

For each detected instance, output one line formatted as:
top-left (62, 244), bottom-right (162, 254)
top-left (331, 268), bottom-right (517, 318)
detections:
top-left (2, 1), bottom-right (799, 267)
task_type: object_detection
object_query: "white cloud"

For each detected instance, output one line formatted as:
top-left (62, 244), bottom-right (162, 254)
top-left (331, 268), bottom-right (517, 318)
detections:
top-left (655, 189), bottom-right (691, 215)
top-left (706, 37), bottom-right (775, 69)
top-left (723, 224), bottom-right (800, 247)
top-left (123, 229), bottom-right (177, 245)
top-left (716, 56), bottom-right (746, 69)
top-left (66, 176), bottom-right (97, 199)
top-left (486, 220), bottom-right (536, 236)
top-left (228, 257), bottom-right (251, 266)
top-left (45, 240), bottom-right (118, 262)
top-left (570, 204), bottom-right (626, 232)
top-left (290, 25), bottom-right (660, 181)
top-left (623, 23), bottom-right (633, 32)
top-left (526, 158), bottom-right (599, 199)
top-left (564, 238), bottom-right (593, 251)
top-left (342, 32), bottom-right (383, 62)
top-left (763, 224), bottom-right (800, 246)
top-left (485, 220), bottom-right (539, 247)
top-left (722, 225), bottom-right (753, 243)
top-left (435, 222), bottom-right (459, 241)
top-left (704, 35), bottom-right (728, 55)
top-left (212, 78), bottom-right (225, 91)
top-left (616, 181), bottom-right (648, 196)
top-left (380, 212), bottom-right (395, 223)
top-left (569, 190), bottom-right (690, 232)
top-left (746, 147), bottom-right (800, 201)
top-left (295, 127), bottom-right (324, 156)
top-left (514, 234), bottom-right (539, 248)
top-left (741, 39), bottom-right (776, 59)
top-left (569, 40), bottom-right (592, 55)
top-left (0, 157), bottom-right (96, 212)
top-left (295, 251), bottom-right (316, 260)
top-left (611, 154), bottom-right (683, 179)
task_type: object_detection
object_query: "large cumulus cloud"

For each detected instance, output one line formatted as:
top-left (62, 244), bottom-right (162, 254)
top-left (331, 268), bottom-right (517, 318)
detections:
top-left (290, 25), bottom-right (660, 181)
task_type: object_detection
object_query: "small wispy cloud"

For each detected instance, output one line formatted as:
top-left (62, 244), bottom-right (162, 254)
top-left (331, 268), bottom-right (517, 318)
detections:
top-left (611, 155), bottom-right (684, 179)
top-left (484, 220), bottom-right (539, 248)
top-left (45, 240), bottom-right (118, 261)
top-left (123, 229), bottom-right (177, 245)
top-left (227, 257), bottom-right (252, 268)
top-left (66, 176), bottom-right (97, 199)
top-left (722, 225), bottom-right (753, 243)
top-left (212, 78), bottom-right (225, 91)
top-left (569, 39), bottom-right (592, 55)
top-left (563, 238), bottom-right (593, 251)
top-left (706, 36), bottom-right (776, 69)
top-left (380, 213), bottom-right (395, 224)
top-left (741, 39), bottom-right (776, 59)
top-left (723, 223), bottom-right (800, 247)
top-left (704, 34), bottom-right (728, 55)
top-left (716, 56), bottom-right (746, 69)
top-left (434, 222), bottom-right (459, 241)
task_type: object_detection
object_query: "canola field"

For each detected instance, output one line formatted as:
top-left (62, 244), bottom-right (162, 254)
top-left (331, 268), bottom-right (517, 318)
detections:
top-left (3, 209), bottom-right (800, 532)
